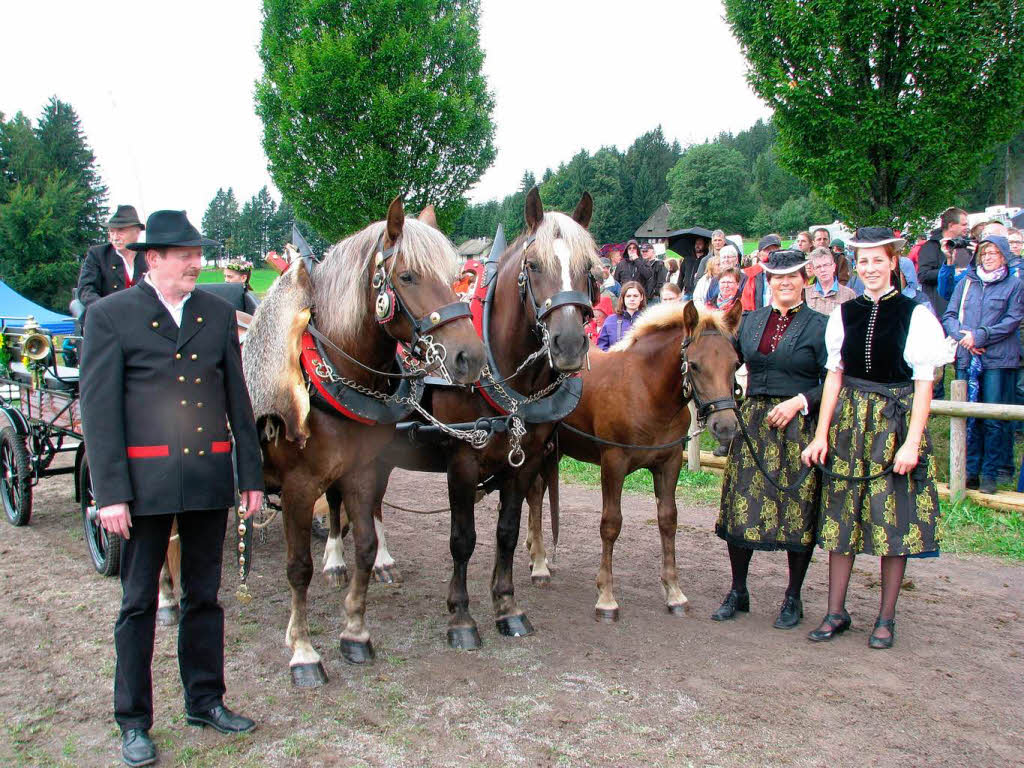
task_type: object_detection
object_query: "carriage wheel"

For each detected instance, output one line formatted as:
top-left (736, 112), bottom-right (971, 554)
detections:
top-left (0, 426), bottom-right (32, 526)
top-left (80, 458), bottom-right (120, 576)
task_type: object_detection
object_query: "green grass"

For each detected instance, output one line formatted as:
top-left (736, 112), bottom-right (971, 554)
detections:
top-left (196, 267), bottom-right (278, 295)
top-left (938, 498), bottom-right (1024, 560)
top-left (558, 456), bottom-right (721, 506)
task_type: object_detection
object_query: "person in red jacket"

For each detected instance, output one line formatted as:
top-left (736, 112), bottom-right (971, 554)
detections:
top-left (741, 234), bottom-right (782, 311)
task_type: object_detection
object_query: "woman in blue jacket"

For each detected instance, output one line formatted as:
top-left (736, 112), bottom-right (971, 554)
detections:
top-left (941, 236), bottom-right (1024, 493)
top-left (596, 281), bottom-right (646, 350)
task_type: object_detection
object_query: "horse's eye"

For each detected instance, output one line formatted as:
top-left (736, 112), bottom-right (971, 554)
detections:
top-left (527, 261), bottom-right (540, 272)
top-left (689, 361), bottom-right (701, 373)
top-left (398, 271), bottom-right (415, 284)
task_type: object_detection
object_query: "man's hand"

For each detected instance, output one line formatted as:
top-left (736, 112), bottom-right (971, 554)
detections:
top-left (239, 490), bottom-right (264, 520)
top-left (98, 503), bottom-right (132, 539)
top-left (959, 330), bottom-right (977, 351)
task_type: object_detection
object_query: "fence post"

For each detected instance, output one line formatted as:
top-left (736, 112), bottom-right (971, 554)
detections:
top-left (687, 401), bottom-right (702, 473)
top-left (949, 379), bottom-right (967, 503)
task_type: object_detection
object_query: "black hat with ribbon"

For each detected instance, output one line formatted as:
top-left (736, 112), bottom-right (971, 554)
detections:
top-left (846, 226), bottom-right (906, 251)
top-left (762, 248), bottom-right (809, 275)
top-left (127, 210), bottom-right (219, 250)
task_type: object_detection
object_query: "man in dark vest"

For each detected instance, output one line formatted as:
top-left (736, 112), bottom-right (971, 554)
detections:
top-left (80, 210), bottom-right (264, 768)
top-left (77, 205), bottom-right (151, 311)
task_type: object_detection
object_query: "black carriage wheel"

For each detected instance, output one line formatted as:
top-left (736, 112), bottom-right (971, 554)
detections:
top-left (0, 426), bottom-right (32, 526)
top-left (80, 457), bottom-right (120, 576)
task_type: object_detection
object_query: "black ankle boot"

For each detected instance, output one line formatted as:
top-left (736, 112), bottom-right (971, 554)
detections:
top-left (773, 594), bottom-right (803, 629)
top-left (711, 589), bottom-right (749, 621)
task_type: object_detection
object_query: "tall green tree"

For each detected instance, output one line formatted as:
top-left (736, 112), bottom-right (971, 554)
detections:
top-left (34, 97), bottom-right (108, 242)
top-left (0, 112), bottom-right (45, 200)
top-left (256, 0), bottom-right (496, 240)
top-left (0, 174), bottom-right (84, 310)
top-left (201, 187), bottom-right (240, 260)
top-left (725, 0), bottom-right (1024, 225)
top-left (667, 143), bottom-right (757, 234)
top-left (622, 126), bottom-right (681, 227)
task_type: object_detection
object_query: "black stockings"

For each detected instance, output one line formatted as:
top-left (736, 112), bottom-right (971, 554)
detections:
top-left (820, 553), bottom-right (907, 637)
top-left (726, 544), bottom-right (812, 598)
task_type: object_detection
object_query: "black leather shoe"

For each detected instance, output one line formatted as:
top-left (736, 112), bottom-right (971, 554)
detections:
top-left (868, 617), bottom-right (896, 649)
top-left (186, 705), bottom-right (256, 734)
top-left (121, 729), bottom-right (156, 767)
top-left (980, 476), bottom-right (997, 494)
top-left (966, 476), bottom-right (979, 490)
top-left (807, 610), bottom-right (852, 642)
top-left (772, 595), bottom-right (803, 629)
top-left (710, 589), bottom-right (749, 621)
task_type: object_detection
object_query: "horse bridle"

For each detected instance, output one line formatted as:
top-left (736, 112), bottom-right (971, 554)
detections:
top-left (372, 234), bottom-right (472, 381)
top-left (517, 234), bottom-right (598, 340)
top-left (679, 328), bottom-right (742, 425)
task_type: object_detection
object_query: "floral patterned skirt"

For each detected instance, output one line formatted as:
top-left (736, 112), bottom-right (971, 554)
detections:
top-left (817, 381), bottom-right (941, 557)
top-left (717, 396), bottom-right (820, 552)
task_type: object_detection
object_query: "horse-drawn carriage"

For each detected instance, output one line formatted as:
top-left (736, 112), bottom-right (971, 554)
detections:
top-left (0, 316), bottom-right (118, 573)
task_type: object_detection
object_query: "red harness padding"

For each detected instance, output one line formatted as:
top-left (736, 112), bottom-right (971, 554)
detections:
top-left (299, 331), bottom-right (376, 425)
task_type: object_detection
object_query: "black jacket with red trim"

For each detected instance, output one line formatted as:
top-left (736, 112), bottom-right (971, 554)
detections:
top-left (80, 280), bottom-right (263, 515)
top-left (77, 243), bottom-right (150, 305)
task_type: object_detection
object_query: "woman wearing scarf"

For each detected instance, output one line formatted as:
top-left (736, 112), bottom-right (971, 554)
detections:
top-left (941, 235), bottom-right (1024, 494)
top-left (802, 227), bottom-right (948, 650)
top-left (708, 267), bottom-right (742, 314)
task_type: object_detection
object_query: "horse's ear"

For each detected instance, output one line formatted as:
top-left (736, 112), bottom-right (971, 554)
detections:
top-left (683, 300), bottom-right (700, 333)
top-left (723, 297), bottom-right (743, 334)
top-left (417, 204), bottom-right (439, 230)
top-left (525, 186), bottom-right (544, 232)
top-left (571, 192), bottom-right (593, 229)
top-left (386, 196), bottom-right (405, 242)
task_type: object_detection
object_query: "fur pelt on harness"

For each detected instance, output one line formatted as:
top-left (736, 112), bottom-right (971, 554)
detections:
top-left (242, 260), bottom-right (313, 447)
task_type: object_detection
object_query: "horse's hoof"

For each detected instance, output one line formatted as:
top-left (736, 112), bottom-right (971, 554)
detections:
top-left (595, 607), bottom-right (620, 623)
top-left (340, 638), bottom-right (375, 665)
top-left (495, 614), bottom-right (534, 637)
top-left (666, 603), bottom-right (690, 616)
top-left (324, 567), bottom-right (349, 589)
top-left (447, 626), bottom-right (482, 650)
top-left (531, 574), bottom-right (551, 587)
top-left (290, 662), bottom-right (328, 688)
top-left (373, 565), bottom-right (403, 585)
top-left (156, 606), bottom-right (179, 626)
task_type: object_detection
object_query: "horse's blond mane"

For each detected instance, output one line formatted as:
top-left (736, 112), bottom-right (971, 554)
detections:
top-left (508, 211), bottom-right (600, 275)
top-left (613, 302), bottom-right (731, 350)
top-left (311, 218), bottom-right (460, 343)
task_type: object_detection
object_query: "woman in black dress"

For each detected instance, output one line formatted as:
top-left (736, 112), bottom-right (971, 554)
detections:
top-left (714, 249), bottom-right (827, 629)
top-left (802, 227), bottom-right (948, 649)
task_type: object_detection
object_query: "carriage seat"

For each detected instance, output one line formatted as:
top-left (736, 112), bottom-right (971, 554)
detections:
top-left (8, 361), bottom-right (79, 391)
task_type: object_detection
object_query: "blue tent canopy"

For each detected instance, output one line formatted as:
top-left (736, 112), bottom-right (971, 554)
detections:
top-left (0, 281), bottom-right (75, 335)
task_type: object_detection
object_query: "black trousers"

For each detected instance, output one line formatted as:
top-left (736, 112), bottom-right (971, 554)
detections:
top-left (114, 509), bottom-right (227, 731)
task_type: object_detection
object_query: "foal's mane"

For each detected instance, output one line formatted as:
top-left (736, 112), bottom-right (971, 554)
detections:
top-left (311, 218), bottom-right (460, 343)
top-left (614, 302), bottom-right (731, 350)
top-left (507, 211), bottom-right (600, 276)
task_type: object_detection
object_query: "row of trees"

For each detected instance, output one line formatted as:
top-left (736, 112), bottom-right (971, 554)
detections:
top-left (0, 98), bottom-right (108, 310)
top-left (200, 186), bottom-right (327, 264)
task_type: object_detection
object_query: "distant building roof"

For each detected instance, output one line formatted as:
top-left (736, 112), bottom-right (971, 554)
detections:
top-left (457, 237), bottom-right (492, 257)
top-left (635, 203), bottom-right (672, 239)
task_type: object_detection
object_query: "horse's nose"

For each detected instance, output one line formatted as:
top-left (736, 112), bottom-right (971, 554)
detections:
top-left (551, 329), bottom-right (587, 360)
top-left (451, 346), bottom-right (484, 384)
top-left (709, 413), bottom-right (739, 442)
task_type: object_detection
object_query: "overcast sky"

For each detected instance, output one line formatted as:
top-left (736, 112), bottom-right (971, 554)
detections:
top-left (1, 0), bottom-right (770, 231)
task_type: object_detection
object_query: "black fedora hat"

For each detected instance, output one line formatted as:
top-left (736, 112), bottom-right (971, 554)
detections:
top-left (762, 248), bottom-right (809, 275)
top-left (107, 204), bottom-right (145, 230)
top-left (127, 210), bottom-right (219, 250)
top-left (846, 226), bottom-right (906, 250)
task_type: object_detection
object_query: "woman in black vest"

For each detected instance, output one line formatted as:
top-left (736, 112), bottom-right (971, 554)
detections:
top-left (802, 227), bottom-right (948, 649)
top-left (713, 249), bottom-right (827, 629)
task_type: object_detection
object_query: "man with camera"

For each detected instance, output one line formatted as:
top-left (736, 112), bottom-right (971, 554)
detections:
top-left (918, 206), bottom-right (969, 316)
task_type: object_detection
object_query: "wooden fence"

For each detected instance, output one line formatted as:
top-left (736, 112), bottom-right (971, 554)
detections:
top-left (686, 378), bottom-right (1024, 512)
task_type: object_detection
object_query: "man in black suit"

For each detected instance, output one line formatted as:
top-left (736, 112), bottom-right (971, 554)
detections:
top-left (77, 205), bottom-right (151, 311)
top-left (80, 210), bottom-right (264, 768)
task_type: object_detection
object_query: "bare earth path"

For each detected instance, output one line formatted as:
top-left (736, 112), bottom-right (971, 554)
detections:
top-left (1, 464), bottom-right (1021, 767)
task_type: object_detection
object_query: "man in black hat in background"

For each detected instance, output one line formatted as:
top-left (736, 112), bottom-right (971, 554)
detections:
top-left (77, 205), bottom-right (151, 312)
top-left (80, 210), bottom-right (264, 767)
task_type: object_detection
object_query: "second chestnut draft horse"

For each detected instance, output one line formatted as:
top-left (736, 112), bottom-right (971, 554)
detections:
top-left (525, 300), bottom-right (741, 620)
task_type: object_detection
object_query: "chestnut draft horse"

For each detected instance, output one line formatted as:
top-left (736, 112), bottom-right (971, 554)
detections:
top-left (326, 188), bottom-right (600, 649)
top-left (525, 300), bottom-right (741, 621)
top-left (244, 200), bottom-right (484, 687)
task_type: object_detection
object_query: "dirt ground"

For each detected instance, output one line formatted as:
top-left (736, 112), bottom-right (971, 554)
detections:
top-left (1, 460), bottom-right (1022, 767)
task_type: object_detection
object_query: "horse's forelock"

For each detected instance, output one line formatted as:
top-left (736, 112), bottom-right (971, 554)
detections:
top-left (528, 211), bottom-right (600, 276)
top-left (310, 218), bottom-right (460, 343)
top-left (616, 302), bottom-right (734, 350)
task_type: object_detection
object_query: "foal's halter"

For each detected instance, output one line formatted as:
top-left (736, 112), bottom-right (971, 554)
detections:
top-left (679, 328), bottom-right (741, 426)
top-left (372, 233), bottom-right (472, 382)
